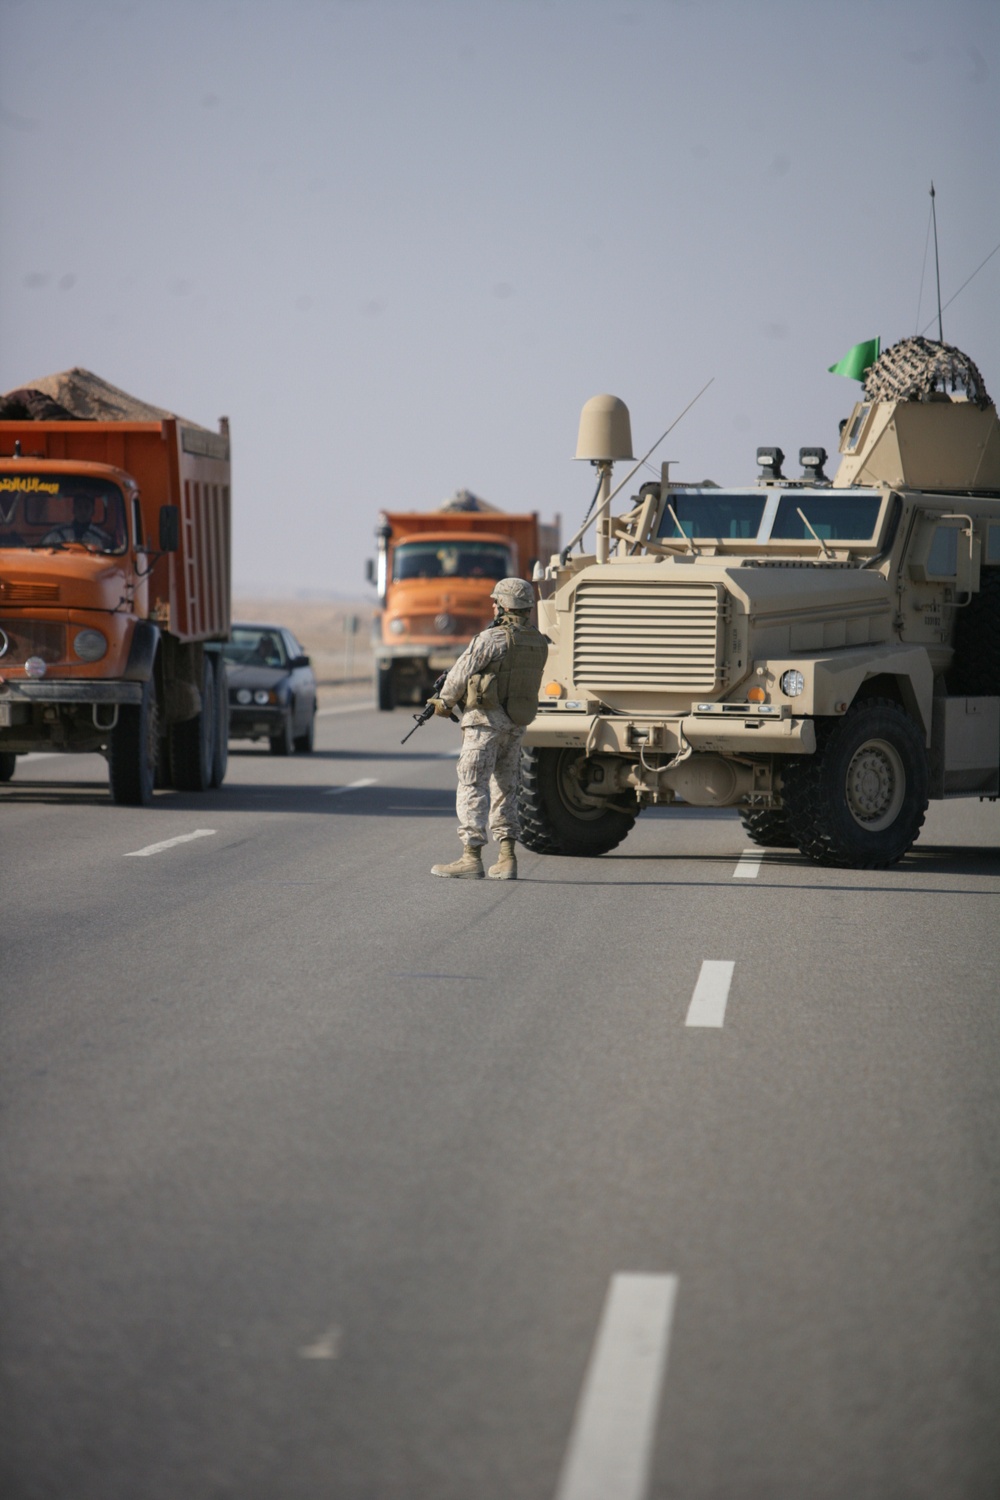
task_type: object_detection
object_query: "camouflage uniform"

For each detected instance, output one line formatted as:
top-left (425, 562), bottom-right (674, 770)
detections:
top-left (439, 626), bottom-right (524, 848)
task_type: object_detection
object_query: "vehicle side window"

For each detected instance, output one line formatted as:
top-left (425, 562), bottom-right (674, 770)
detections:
top-left (925, 525), bottom-right (958, 578)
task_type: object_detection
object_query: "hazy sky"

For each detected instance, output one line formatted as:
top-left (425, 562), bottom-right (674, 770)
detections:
top-left (2, 0), bottom-right (998, 597)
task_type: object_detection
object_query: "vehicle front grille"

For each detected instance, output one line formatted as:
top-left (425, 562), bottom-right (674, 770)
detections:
top-left (0, 619), bottom-right (67, 665)
top-left (406, 614), bottom-right (483, 639)
top-left (572, 580), bottom-right (724, 691)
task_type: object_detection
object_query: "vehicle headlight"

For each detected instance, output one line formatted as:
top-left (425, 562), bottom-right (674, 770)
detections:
top-left (24, 655), bottom-right (47, 679)
top-left (780, 669), bottom-right (806, 698)
top-left (73, 628), bottom-right (108, 662)
top-left (236, 688), bottom-right (252, 705)
top-left (388, 617), bottom-right (407, 635)
top-left (253, 689), bottom-right (272, 705)
top-left (434, 613), bottom-right (456, 634)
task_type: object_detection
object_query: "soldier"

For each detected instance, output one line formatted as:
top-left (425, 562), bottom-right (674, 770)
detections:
top-left (428, 576), bottom-right (548, 881)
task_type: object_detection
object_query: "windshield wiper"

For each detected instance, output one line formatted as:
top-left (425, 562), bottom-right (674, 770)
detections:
top-left (795, 506), bottom-right (833, 558)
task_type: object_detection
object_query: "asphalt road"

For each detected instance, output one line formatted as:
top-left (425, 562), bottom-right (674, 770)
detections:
top-left (2, 704), bottom-right (998, 1500)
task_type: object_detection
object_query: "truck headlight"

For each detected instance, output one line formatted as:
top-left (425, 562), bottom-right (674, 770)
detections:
top-left (780, 669), bottom-right (805, 698)
top-left (73, 628), bottom-right (108, 662)
top-left (388, 618), bottom-right (407, 635)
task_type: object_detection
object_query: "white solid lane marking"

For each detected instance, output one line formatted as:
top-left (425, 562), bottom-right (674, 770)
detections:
top-left (685, 960), bottom-right (735, 1028)
top-left (323, 777), bottom-right (378, 795)
top-left (316, 701), bottom-right (372, 717)
top-left (298, 1324), bottom-right (342, 1360)
top-left (554, 1273), bottom-right (678, 1500)
top-left (125, 829), bottom-right (217, 858)
top-left (734, 848), bottom-right (763, 878)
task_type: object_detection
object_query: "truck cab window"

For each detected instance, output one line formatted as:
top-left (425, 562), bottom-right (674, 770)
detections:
top-left (19, 477), bottom-right (127, 554)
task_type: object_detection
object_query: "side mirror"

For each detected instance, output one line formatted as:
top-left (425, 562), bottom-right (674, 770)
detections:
top-left (159, 505), bottom-right (180, 552)
top-left (365, 558), bottom-right (375, 585)
top-left (290, 653), bottom-right (311, 670)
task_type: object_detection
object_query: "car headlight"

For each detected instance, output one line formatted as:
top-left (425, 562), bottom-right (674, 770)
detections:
top-left (388, 617), bottom-right (407, 635)
top-left (253, 689), bottom-right (272, 705)
top-left (236, 688), bottom-right (252, 705)
top-left (780, 669), bottom-right (805, 698)
top-left (73, 628), bottom-right (108, 662)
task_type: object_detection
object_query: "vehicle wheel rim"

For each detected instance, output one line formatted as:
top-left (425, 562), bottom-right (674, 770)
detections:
top-left (554, 752), bottom-right (606, 821)
top-left (845, 737), bottom-right (905, 831)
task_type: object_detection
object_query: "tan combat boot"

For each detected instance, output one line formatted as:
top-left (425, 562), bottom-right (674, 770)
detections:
top-left (431, 845), bottom-right (485, 879)
top-left (488, 838), bottom-right (517, 880)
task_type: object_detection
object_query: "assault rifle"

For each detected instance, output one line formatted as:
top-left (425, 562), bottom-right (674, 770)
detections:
top-left (400, 672), bottom-right (458, 744)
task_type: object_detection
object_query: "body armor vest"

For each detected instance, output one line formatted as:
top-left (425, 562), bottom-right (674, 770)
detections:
top-left (494, 621), bottom-right (548, 726)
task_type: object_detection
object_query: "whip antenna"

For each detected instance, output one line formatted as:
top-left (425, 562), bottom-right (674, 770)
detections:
top-left (930, 182), bottom-right (944, 343)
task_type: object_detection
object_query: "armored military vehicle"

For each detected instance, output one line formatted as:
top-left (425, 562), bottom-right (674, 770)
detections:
top-left (521, 338), bottom-right (1000, 867)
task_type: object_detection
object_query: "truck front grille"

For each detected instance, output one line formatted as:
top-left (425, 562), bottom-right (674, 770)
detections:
top-left (572, 580), bottom-right (724, 691)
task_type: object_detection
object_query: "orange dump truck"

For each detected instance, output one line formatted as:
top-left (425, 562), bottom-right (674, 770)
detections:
top-left (366, 491), bottom-right (560, 709)
top-left (0, 369), bottom-right (231, 804)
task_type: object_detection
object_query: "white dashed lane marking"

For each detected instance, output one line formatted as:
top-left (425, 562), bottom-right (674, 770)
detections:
top-left (323, 777), bottom-right (378, 796)
top-left (685, 961), bottom-right (735, 1028)
top-left (125, 829), bottom-right (217, 858)
top-left (733, 848), bottom-right (763, 878)
top-left (554, 1273), bottom-right (679, 1500)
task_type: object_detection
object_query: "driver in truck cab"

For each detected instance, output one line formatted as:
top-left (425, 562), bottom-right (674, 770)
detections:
top-left (427, 576), bottom-right (548, 883)
top-left (43, 493), bottom-right (113, 550)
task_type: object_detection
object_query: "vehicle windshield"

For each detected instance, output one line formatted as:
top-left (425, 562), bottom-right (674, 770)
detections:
top-left (223, 626), bottom-right (288, 668)
top-left (0, 474), bottom-right (127, 554)
top-left (653, 487), bottom-right (885, 547)
top-left (392, 540), bottom-right (513, 581)
top-left (770, 492), bottom-right (883, 542)
top-left (656, 491), bottom-right (768, 540)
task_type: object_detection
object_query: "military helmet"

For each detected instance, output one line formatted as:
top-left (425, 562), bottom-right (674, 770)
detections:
top-left (490, 576), bottom-right (534, 611)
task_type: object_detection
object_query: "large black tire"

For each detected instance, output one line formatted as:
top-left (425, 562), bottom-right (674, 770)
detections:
top-left (780, 698), bottom-right (929, 868)
top-left (210, 655), bottom-right (229, 788)
top-left (948, 566), bottom-right (1000, 695)
top-left (109, 679), bottom-right (158, 806)
top-left (0, 751), bottom-right (17, 782)
top-left (376, 665), bottom-right (395, 711)
top-left (294, 707), bottom-right (316, 754)
top-left (739, 808), bottom-right (797, 848)
top-left (269, 709), bottom-right (293, 756)
top-left (518, 746), bottom-right (639, 856)
top-left (170, 654), bottom-right (216, 792)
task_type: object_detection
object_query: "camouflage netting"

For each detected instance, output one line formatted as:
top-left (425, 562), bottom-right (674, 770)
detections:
top-left (0, 367), bottom-right (208, 427)
top-left (863, 337), bottom-right (992, 409)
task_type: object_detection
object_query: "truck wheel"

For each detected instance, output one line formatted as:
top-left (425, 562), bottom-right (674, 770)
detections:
top-left (109, 679), bottom-right (158, 806)
top-left (170, 654), bottom-right (216, 792)
top-left (377, 666), bottom-right (395, 711)
top-left (294, 708), bottom-right (316, 753)
top-left (210, 655), bottom-right (229, 788)
top-left (0, 751), bottom-right (17, 782)
top-left (739, 809), bottom-right (796, 848)
top-left (518, 746), bottom-right (638, 856)
top-left (781, 699), bottom-right (928, 868)
top-left (949, 566), bottom-right (1000, 695)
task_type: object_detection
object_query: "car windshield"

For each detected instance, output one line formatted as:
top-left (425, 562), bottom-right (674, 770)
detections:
top-left (770, 492), bottom-right (883, 542)
top-left (223, 627), bottom-right (288, 668)
top-left (656, 491), bottom-right (768, 540)
top-left (0, 474), bottom-right (127, 554)
top-left (392, 540), bottom-right (513, 581)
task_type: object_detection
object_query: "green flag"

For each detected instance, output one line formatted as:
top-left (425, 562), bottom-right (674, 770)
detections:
top-left (828, 338), bottom-right (881, 380)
